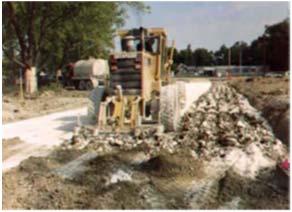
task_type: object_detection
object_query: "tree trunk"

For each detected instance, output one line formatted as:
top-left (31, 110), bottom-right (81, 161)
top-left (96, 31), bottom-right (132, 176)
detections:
top-left (25, 66), bottom-right (38, 94)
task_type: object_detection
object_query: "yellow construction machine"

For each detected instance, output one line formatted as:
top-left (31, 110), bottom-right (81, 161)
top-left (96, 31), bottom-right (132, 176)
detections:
top-left (88, 27), bottom-right (186, 132)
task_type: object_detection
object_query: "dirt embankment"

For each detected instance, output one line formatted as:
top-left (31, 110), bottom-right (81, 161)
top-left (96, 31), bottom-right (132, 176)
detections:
top-left (3, 88), bottom-right (89, 124)
top-left (229, 77), bottom-right (289, 146)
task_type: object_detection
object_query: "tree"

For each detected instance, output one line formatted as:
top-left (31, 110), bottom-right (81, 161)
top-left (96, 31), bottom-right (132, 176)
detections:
top-left (185, 44), bottom-right (194, 65)
top-left (264, 19), bottom-right (289, 71)
top-left (246, 19), bottom-right (289, 71)
top-left (229, 41), bottom-right (249, 66)
top-left (2, 2), bottom-right (148, 78)
top-left (214, 45), bottom-right (229, 65)
top-left (249, 36), bottom-right (266, 66)
top-left (193, 48), bottom-right (214, 66)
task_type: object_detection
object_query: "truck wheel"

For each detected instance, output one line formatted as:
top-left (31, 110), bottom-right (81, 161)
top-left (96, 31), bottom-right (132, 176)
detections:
top-left (73, 81), bottom-right (79, 90)
top-left (160, 84), bottom-right (180, 131)
top-left (86, 80), bottom-right (93, 90)
top-left (78, 80), bottom-right (86, 90)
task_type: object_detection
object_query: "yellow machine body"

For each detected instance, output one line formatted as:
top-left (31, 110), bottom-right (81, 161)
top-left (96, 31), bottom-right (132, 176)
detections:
top-left (96, 27), bottom-right (175, 132)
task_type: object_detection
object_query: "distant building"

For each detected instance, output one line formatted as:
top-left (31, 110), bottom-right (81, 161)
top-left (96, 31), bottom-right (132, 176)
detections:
top-left (175, 64), bottom-right (267, 77)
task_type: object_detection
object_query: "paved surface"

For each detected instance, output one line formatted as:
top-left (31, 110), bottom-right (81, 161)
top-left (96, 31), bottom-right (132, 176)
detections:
top-left (2, 107), bottom-right (90, 171)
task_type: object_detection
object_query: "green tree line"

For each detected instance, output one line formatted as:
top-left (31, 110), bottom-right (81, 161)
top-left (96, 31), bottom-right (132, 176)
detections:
top-left (173, 18), bottom-right (289, 71)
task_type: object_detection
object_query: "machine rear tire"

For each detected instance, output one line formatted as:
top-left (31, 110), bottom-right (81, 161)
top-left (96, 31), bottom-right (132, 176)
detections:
top-left (160, 84), bottom-right (180, 131)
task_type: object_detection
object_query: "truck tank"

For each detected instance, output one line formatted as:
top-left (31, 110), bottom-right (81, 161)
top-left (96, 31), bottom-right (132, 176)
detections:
top-left (72, 58), bottom-right (109, 90)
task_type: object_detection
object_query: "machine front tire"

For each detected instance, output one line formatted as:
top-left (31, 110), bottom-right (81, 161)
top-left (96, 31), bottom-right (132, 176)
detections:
top-left (160, 84), bottom-right (180, 131)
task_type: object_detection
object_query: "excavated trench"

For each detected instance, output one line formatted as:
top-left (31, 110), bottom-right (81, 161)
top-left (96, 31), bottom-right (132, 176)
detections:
top-left (3, 82), bottom-right (289, 209)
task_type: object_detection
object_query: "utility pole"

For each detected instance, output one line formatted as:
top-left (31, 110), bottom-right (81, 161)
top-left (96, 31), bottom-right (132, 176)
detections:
top-left (239, 41), bottom-right (242, 75)
top-left (259, 35), bottom-right (268, 76)
top-left (228, 48), bottom-right (231, 79)
top-left (228, 48), bottom-right (231, 66)
top-left (263, 40), bottom-right (267, 75)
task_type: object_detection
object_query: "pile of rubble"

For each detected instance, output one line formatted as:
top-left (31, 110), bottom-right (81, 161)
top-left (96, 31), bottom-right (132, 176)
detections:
top-left (177, 84), bottom-right (286, 160)
top-left (62, 125), bottom-right (177, 156)
top-left (63, 83), bottom-right (287, 165)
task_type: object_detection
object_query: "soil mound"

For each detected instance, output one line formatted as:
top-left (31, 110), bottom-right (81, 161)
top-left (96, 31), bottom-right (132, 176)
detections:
top-left (140, 150), bottom-right (203, 178)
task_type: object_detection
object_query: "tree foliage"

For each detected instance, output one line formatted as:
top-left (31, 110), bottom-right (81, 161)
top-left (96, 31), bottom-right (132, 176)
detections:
top-left (2, 2), bottom-right (148, 76)
top-left (265, 18), bottom-right (289, 71)
top-left (193, 48), bottom-right (214, 66)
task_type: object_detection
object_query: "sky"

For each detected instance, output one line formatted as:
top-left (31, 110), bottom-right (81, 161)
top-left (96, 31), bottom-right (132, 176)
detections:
top-left (123, 1), bottom-right (289, 51)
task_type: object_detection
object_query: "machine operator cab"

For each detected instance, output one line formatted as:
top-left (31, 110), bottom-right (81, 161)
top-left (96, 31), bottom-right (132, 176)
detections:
top-left (120, 27), bottom-right (164, 55)
top-left (121, 36), bottom-right (158, 53)
top-left (116, 27), bottom-right (172, 85)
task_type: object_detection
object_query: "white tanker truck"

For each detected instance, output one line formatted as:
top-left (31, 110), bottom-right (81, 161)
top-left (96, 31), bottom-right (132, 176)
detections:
top-left (63, 58), bottom-right (109, 90)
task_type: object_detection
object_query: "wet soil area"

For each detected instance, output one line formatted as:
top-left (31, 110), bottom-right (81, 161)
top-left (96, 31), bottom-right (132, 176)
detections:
top-left (3, 82), bottom-right (289, 209)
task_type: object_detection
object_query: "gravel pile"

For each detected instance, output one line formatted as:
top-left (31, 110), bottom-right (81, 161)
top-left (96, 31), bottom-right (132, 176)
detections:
top-left (62, 125), bottom-right (177, 156)
top-left (177, 83), bottom-right (285, 160)
top-left (63, 83), bottom-right (287, 163)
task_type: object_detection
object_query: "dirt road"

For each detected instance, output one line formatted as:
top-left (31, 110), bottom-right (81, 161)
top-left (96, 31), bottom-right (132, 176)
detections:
top-left (2, 107), bottom-right (90, 171)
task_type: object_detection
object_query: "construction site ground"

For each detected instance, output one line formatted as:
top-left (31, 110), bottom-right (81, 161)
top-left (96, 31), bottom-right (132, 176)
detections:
top-left (3, 86), bottom-right (89, 124)
top-left (2, 107), bottom-right (90, 171)
top-left (2, 78), bottom-right (290, 209)
top-left (2, 85), bottom-right (90, 170)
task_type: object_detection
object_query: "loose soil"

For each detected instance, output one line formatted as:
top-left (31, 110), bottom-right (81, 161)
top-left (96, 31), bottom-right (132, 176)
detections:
top-left (228, 76), bottom-right (289, 146)
top-left (3, 147), bottom-right (288, 209)
top-left (3, 88), bottom-right (89, 123)
top-left (3, 148), bottom-right (205, 209)
top-left (2, 82), bottom-right (289, 209)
